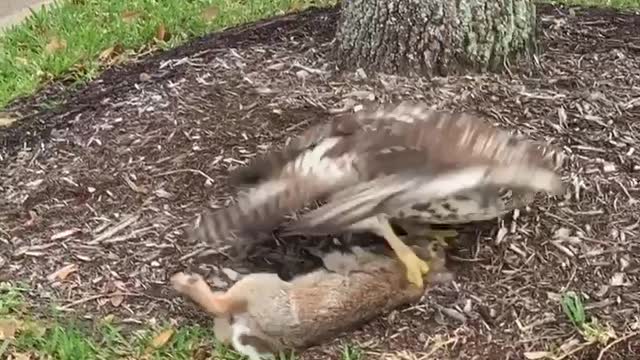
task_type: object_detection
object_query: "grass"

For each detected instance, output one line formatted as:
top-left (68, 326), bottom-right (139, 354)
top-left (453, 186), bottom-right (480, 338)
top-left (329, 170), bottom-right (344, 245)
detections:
top-left (0, 0), bottom-right (336, 110)
top-left (0, 0), bottom-right (637, 111)
top-left (561, 291), bottom-right (616, 345)
top-left (7, 318), bottom-right (223, 360)
top-left (519, 291), bottom-right (620, 359)
top-left (0, 282), bottom-right (362, 360)
top-left (548, 0), bottom-right (640, 8)
top-left (340, 344), bottom-right (365, 360)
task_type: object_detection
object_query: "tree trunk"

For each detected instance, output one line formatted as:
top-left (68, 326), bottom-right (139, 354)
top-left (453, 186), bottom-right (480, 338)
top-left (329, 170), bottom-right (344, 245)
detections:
top-left (335, 0), bottom-right (537, 77)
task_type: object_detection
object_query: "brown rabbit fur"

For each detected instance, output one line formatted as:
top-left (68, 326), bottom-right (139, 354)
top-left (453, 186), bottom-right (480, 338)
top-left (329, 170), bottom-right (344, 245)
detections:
top-left (170, 240), bottom-right (452, 359)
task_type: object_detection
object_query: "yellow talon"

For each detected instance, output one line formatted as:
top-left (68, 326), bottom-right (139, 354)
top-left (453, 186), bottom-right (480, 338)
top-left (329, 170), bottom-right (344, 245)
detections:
top-left (425, 229), bottom-right (458, 249)
top-left (397, 249), bottom-right (430, 289)
top-left (378, 217), bottom-right (431, 289)
top-left (395, 220), bottom-right (458, 249)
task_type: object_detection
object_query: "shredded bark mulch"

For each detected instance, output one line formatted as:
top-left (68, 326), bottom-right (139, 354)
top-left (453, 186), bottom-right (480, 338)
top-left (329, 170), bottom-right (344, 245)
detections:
top-left (1, 3), bottom-right (640, 359)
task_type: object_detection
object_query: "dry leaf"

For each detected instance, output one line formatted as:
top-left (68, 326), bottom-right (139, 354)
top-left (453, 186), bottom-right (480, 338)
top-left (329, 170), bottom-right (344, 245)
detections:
top-left (121, 10), bottom-right (141, 23)
top-left (200, 5), bottom-right (219, 22)
top-left (290, 0), bottom-right (304, 12)
top-left (113, 280), bottom-right (127, 292)
top-left (0, 318), bottom-right (21, 340)
top-left (557, 106), bottom-right (567, 127)
top-left (25, 179), bottom-right (44, 189)
top-left (0, 116), bottom-right (17, 128)
top-left (150, 328), bottom-right (174, 349)
top-left (523, 351), bottom-right (552, 359)
top-left (44, 36), bottom-right (67, 55)
top-left (153, 189), bottom-right (175, 199)
top-left (11, 352), bottom-right (32, 360)
top-left (47, 263), bottom-right (78, 282)
top-left (155, 24), bottom-right (167, 42)
top-left (221, 267), bottom-right (239, 281)
top-left (100, 314), bottom-right (115, 324)
top-left (69, 63), bottom-right (88, 78)
top-left (192, 347), bottom-right (209, 360)
top-left (610, 272), bottom-right (626, 286)
top-left (15, 57), bottom-right (29, 66)
top-left (495, 226), bottom-right (508, 244)
top-left (110, 294), bottom-right (124, 307)
top-left (209, 275), bottom-right (228, 289)
top-left (51, 228), bottom-right (81, 241)
top-left (98, 44), bottom-right (125, 65)
top-left (99, 46), bottom-right (116, 61)
top-left (21, 319), bottom-right (47, 338)
top-left (603, 162), bottom-right (617, 173)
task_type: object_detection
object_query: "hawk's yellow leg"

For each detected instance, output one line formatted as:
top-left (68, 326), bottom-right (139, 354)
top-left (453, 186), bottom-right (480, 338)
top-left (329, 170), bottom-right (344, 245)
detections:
top-left (378, 218), bottom-right (430, 289)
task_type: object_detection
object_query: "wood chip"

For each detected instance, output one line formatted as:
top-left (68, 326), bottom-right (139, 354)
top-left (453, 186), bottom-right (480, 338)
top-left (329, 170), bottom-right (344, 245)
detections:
top-left (221, 268), bottom-right (240, 281)
top-left (524, 351), bottom-right (552, 360)
top-left (89, 213), bottom-right (141, 245)
top-left (610, 272), bottom-right (626, 287)
top-left (51, 228), bottom-right (81, 241)
top-left (47, 264), bottom-right (78, 282)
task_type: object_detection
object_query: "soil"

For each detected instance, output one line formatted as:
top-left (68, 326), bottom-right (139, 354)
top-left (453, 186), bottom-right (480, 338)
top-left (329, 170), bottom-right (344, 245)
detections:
top-left (2, 2), bottom-right (640, 359)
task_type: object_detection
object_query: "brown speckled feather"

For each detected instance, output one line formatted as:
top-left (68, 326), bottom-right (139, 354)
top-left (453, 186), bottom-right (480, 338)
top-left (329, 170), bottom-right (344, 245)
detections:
top-left (230, 102), bottom-right (562, 187)
top-left (339, 102), bottom-right (563, 174)
top-left (282, 165), bottom-right (563, 235)
top-left (192, 176), bottom-right (326, 244)
top-left (194, 135), bottom-right (362, 244)
top-left (227, 111), bottom-right (363, 187)
top-left (195, 101), bottom-right (565, 246)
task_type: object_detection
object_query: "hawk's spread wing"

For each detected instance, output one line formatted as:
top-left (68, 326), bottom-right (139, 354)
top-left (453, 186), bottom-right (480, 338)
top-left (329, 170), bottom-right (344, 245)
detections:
top-left (347, 102), bottom-right (564, 174)
top-left (193, 136), bottom-right (361, 244)
top-left (194, 101), bottom-right (565, 245)
top-left (193, 176), bottom-right (321, 244)
top-left (227, 110), bottom-right (364, 187)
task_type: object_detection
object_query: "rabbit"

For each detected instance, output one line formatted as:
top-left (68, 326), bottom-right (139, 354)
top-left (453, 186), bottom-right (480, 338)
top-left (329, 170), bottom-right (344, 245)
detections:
top-left (170, 240), bottom-right (452, 360)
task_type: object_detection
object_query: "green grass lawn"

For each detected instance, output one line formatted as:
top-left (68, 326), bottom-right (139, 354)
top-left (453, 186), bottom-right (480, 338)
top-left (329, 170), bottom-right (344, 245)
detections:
top-left (0, 0), bottom-right (637, 111)
top-left (550, 0), bottom-right (640, 7)
top-left (0, 0), bottom-right (335, 110)
top-left (0, 282), bottom-right (614, 360)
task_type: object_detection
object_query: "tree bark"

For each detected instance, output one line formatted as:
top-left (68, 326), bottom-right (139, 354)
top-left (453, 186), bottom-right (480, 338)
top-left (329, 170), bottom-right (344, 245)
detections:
top-left (335, 0), bottom-right (537, 77)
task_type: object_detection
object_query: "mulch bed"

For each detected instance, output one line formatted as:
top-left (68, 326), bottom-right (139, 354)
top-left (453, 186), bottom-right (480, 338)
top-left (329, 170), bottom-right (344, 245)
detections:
top-left (2, 2), bottom-right (640, 359)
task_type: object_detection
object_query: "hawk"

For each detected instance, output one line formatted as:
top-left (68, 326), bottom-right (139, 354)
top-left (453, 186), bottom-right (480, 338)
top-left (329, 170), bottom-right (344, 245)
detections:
top-left (193, 102), bottom-right (565, 288)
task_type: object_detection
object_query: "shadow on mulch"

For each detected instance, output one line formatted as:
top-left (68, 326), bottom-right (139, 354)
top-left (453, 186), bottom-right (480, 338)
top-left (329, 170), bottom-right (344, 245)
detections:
top-left (2, 2), bottom-right (640, 360)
